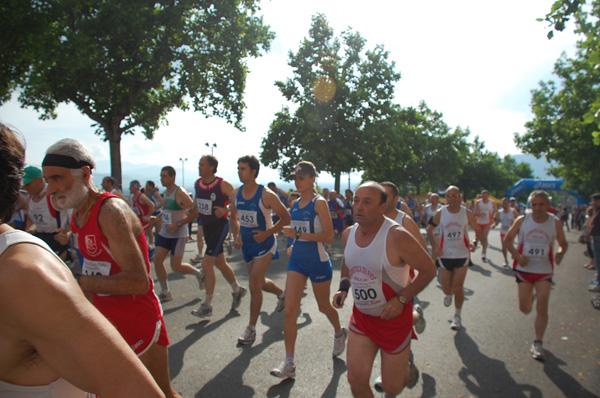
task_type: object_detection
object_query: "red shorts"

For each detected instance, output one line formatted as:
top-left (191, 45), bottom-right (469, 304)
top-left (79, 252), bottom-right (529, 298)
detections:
top-left (349, 303), bottom-right (416, 354)
top-left (478, 223), bottom-right (492, 230)
top-left (123, 317), bottom-right (170, 356)
top-left (515, 271), bottom-right (553, 284)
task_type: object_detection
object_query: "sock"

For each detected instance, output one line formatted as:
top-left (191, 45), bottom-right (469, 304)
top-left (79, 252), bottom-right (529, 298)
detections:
top-left (193, 268), bottom-right (202, 276)
top-left (446, 294), bottom-right (453, 300)
top-left (278, 290), bottom-right (285, 299)
top-left (231, 282), bottom-right (240, 293)
top-left (285, 353), bottom-right (294, 363)
top-left (455, 308), bottom-right (462, 316)
top-left (205, 294), bottom-right (213, 306)
top-left (248, 325), bottom-right (256, 331)
top-left (335, 329), bottom-right (344, 338)
top-left (159, 280), bottom-right (169, 292)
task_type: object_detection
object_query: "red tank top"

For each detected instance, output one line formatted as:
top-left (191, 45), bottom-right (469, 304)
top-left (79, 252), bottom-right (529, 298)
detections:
top-left (71, 192), bottom-right (161, 333)
top-left (130, 192), bottom-right (150, 230)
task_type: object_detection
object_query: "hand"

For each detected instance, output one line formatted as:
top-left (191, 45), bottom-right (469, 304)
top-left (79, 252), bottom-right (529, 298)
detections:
top-left (555, 252), bottom-right (565, 265)
top-left (166, 223), bottom-right (178, 233)
top-left (252, 229), bottom-right (268, 244)
top-left (469, 242), bottom-right (477, 252)
top-left (282, 226), bottom-right (295, 239)
top-left (516, 253), bottom-right (529, 267)
top-left (287, 245), bottom-right (293, 256)
top-left (213, 206), bottom-right (227, 218)
top-left (380, 296), bottom-right (404, 320)
top-left (433, 246), bottom-right (443, 257)
top-left (54, 228), bottom-right (70, 245)
top-left (234, 235), bottom-right (243, 249)
top-left (332, 291), bottom-right (347, 308)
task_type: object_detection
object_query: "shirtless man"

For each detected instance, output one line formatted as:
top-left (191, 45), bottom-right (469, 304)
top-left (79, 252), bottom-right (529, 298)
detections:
top-left (0, 124), bottom-right (164, 398)
top-left (230, 155), bottom-right (290, 344)
top-left (42, 138), bottom-right (181, 397)
top-left (333, 182), bottom-right (436, 397)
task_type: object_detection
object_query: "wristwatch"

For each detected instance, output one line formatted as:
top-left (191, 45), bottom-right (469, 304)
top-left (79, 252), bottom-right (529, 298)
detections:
top-left (295, 229), bottom-right (302, 240)
top-left (177, 221), bottom-right (182, 227)
top-left (398, 295), bottom-right (408, 305)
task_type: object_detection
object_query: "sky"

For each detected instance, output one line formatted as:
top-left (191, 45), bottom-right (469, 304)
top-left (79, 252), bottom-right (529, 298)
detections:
top-left (0, 0), bottom-right (579, 190)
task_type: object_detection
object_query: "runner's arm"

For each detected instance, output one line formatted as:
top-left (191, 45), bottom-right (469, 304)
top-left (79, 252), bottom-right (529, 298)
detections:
top-left (554, 217), bottom-right (568, 265)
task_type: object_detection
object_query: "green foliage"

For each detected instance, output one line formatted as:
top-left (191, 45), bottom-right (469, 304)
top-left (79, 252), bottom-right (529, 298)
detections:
top-left (516, 0), bottom-right (600, 194)
top-left (260, 14), bottom-right (400, 191)
top-left (1, 0), bottom-right (274, 181)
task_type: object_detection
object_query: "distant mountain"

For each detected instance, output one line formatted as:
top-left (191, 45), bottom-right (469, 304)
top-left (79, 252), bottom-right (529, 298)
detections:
top-left (510, 154), bottom-right (557, 179)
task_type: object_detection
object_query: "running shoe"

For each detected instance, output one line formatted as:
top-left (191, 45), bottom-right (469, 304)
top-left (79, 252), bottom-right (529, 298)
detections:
top-left (148, 245), bottom-right (155, 261)
top-left (407, 350), bottom-right (419, 389)
top-left (332, 327), bottom-right (348, 357)
top-left (191, 303), bottom-right (212, 318)
top-left (190, 254), bottom-right (203, 265)
top-left (591, 296), bottom-right (600, 310)
top-left (373, 376), bottom-right (383, 393)
top-left (530, 340), bottom-right (546, 360)
top-left (481, 253), bottom-right (487, 263)
top-left (238, 326), bottom-right (256, 345)
top-left (450, 315), bottom-right (461, 330)
top-left (270, 360), bottom-right (296, 379)
top-left (443, 295), bottom-right (453, 307)
top-left (413, 304), bottom-right (426, 334)
top-left (158, 291), bottom-right (172, 302)
top-left (275, 295), bottom-right (285, 313)
top-left (503, 261), bottom-right (509, 268)
top-left (588, 285), bottom-right (600, 292)
top-left (195, 269), bottom-right (205, 290)
top-left (231, 286), bottom-right (247, 310)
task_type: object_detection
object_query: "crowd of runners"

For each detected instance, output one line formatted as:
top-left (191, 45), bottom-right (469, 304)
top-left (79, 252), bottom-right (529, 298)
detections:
top-left (3, 122), bottom-right (595, 397)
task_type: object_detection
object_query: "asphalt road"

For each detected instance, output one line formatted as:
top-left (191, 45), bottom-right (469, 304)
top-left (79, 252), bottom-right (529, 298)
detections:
top-left (158, 225), bottom-right (599, 398)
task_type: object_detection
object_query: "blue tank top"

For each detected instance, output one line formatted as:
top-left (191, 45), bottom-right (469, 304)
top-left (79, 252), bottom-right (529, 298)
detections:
top-left (235, 185), bottom-right (272, 244)
top-left (290, 194), bottom-right (329, 263)
top-left (194, 177), bottom-right (229, 225)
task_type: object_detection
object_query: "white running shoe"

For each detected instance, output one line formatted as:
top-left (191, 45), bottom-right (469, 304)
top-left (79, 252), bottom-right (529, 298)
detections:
top-left (407, 350), bottom-right (419, 388)
top-left (443, 295), bottom-right (453, 307)
top-left (191, 303), bottom-right (212, 318)
top-left (190, 254), bottom-right (203, 265)
top-left (231, 286), bottom-right (247, 310)
top-left (238, 326), bottom-right (256, 345)
top-left (270, 360), bottom-right (296, 379)
top-left (332, 327), bottom-right (348, 357)
top-left (275, 295), bottom-right (285, 312)
top-left (450, 315), bottom-right (461, 330)
top-left (413, 304), bottom-right (426, 334)
top-left (158, 291), bottom-right (173, 302)
top-left (531, 340), bottom-right (546, 360)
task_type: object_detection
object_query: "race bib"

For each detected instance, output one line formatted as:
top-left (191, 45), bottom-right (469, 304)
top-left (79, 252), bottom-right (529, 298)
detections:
top-left (162, 210), bottom-right (173, 225)
top-left (524, 242), bottom-right (548, 259)
top-left (445, 228), bottom-right (463, 241)
top-left (82, 259), bottom-right (112, 277)
top-left (238, 210), bottom-right (258, 227)
top-left (196, 198), bottom-right (212, 216)
top-left (291, 220), bottom-right (310, 240)
top-left (351, 270), bottom-right (385, 310)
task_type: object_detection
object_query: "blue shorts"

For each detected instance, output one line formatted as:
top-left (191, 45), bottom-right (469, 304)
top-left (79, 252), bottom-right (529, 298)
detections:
top-left (332, 218), bottom-right (344, 233)
top-left (242, 235), bottom-right (279, 263)
top-left (155, 235), bottom-right (186, 256)
top-left (288, 256), bottom-right (332, 283)
top-left (437, 257), bottom-right (469, 271)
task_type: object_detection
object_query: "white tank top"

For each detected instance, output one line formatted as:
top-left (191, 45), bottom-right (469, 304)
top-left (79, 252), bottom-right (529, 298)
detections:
top-left (393, 211), bottom-right (407, 224)
top-left (477, 199), bottom-right (494, 224)
top-left (498, 209), bottom-right (515, 234)
top-left (439, 206), bottom-right (470, 259)
top-left (345, 218), bottom-right (410, 317)
top-left (515, 213), bottom-right (556, 274)
top-left (27, 187), bottom-right (62, 233)
top-left (0, 230), bottom-right (88, 398)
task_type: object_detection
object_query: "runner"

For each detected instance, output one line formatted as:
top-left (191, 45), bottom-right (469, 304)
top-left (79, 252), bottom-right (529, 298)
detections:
top-left (22, 166), bottom-right (71, 261)
top-left (230, 155), bottom-right (290, 345)
top-left (42, 138), bottom-right (181, 397)
top-left (190, 155), bottom-right (247, 318)
top-left (129, 180), bottom-right (155, 236)
top-left (424, 193), bottom-right (443, 262)
top-left (332, 182), bottom-right (436, 397)
top-left (503, 190), bottom-right (568, 360)
top-left (270, 161), bottom-right (346, 379)
top-left (153, 166), bottom-right (204, 303)
top-left (473, 190), bottom-right (498, 262)
top-left (427, 185), bottom-right (481, 331)
top-left (328, 190), bottom-right (346, 238)
top-left (144, 180), bottom-right (163, 245)
top-left (101, 176), bottom-right (126, 200)
top-left (405, 191), bottom-right (423, 225)
top-left (494, 197), bottom-right (520, 267)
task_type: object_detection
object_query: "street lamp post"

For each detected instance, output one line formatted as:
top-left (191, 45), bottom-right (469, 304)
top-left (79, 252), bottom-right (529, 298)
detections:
top-left (205, 142), bottom-right (217, 155)
top-left (179, 157), bottom-right (187, 188)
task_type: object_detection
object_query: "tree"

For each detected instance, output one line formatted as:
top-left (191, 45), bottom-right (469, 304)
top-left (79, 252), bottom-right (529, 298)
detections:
top-left (361, 102), bottom-right (469, 195)
top-left (1, 0), bottom-right (274, 182)
top-left (260, 14), bottom-right (400, 191)
top-left (519, 0), bottom-right (600, 194)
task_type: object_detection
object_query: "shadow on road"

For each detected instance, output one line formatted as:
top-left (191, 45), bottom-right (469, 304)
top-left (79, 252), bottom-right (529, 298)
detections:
top-left (454, 329), bottom-right (542, 397)
top-left (543, 351), bottom-right (599, 398)
top-left (320, 357), bottom-right (347, 398)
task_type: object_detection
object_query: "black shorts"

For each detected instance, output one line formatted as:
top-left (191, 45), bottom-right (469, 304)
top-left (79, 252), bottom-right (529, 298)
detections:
top-left (203, 218), bottom-right (229, 257)
top-left (436, 257), bottom-right (469, 271)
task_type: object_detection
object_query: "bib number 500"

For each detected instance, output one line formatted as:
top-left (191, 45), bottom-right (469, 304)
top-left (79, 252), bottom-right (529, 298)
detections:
top-left (354, 288), bottom-right (377, 301)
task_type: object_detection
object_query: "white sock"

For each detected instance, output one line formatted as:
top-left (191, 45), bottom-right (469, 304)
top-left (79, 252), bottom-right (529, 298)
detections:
top-left (205, 294), bottom-right (213, 306)
top-left (231, 282), bottom-right (240, 293)
top-left (455, 308), bottom-right (462, 316)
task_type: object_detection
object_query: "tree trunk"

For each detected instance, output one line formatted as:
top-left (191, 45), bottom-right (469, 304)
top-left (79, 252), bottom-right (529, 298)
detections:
top-left (106, 129), bottom-right (123, 185)
top-left (334, 172), bottom-right (340, 193)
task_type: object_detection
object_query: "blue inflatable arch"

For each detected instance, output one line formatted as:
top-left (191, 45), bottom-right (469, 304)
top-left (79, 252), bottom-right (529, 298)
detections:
top-left (505, 179), bottom-right (585, 206)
